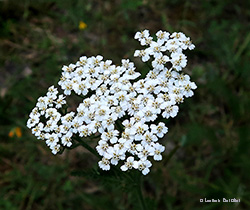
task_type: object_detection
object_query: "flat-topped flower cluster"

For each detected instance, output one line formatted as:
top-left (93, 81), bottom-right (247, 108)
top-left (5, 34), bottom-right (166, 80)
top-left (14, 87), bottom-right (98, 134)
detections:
top-left (27, 30), bottom-right (196, 175)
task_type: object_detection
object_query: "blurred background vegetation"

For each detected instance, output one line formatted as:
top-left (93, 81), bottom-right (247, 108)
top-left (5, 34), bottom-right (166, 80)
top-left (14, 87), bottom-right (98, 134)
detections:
top-left (0, 0), bottom-right (250, 209)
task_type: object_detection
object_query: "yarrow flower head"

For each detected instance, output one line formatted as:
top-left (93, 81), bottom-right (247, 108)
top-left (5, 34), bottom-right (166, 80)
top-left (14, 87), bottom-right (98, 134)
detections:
top-left (27, 29), bottom-right (196, 175)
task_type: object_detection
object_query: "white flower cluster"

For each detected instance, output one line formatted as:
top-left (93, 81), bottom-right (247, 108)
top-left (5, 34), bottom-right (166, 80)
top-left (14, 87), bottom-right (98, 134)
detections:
top-left (27, 30), bottom-right (196, 175)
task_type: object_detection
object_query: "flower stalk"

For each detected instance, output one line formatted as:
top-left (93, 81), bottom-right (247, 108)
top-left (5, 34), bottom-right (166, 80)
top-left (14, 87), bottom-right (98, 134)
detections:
top-left (137, 174), bottom-right (147, 210)
top-left (74, 136), bottom-right (100, 158)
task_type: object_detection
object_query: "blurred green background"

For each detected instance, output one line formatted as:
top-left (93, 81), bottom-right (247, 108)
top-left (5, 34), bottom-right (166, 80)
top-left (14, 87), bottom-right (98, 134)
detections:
top-left (0, 0), bottom-right (250, 209)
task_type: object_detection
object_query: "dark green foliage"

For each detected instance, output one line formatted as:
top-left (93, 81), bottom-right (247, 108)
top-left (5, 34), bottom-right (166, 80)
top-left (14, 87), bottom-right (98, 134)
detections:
top-left (0, 0), bottom-right (249, 209)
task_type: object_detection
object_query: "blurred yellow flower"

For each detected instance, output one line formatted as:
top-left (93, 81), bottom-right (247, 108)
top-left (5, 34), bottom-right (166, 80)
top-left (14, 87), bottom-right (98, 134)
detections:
top-left (8, 127), bottom-right (22, 138)
top-left (8, 131), bottom-right (14, 138)
top-left (79, 21), bottom-right (87, 30)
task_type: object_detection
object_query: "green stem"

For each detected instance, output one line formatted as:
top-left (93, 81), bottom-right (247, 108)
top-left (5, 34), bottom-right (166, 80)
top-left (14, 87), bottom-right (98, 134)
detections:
top-left (163, 143), bottom-right (180, 166)
top-left (74, 136), bottom-right (100, 158)
top-left (89, 134), bottom-right (101, 139)
top-left (136, 173), bottom-right (147, 210)
top-left (58, 146), bottom-right (65, 155)
top-left (115, 119), bottom-right (124, 133)
top-left (67, 143), bottom-right (81, 150)
top-left (64, 105), bottom-right (68, 115)
top-left (146, 61), bottom-right (152, 70)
